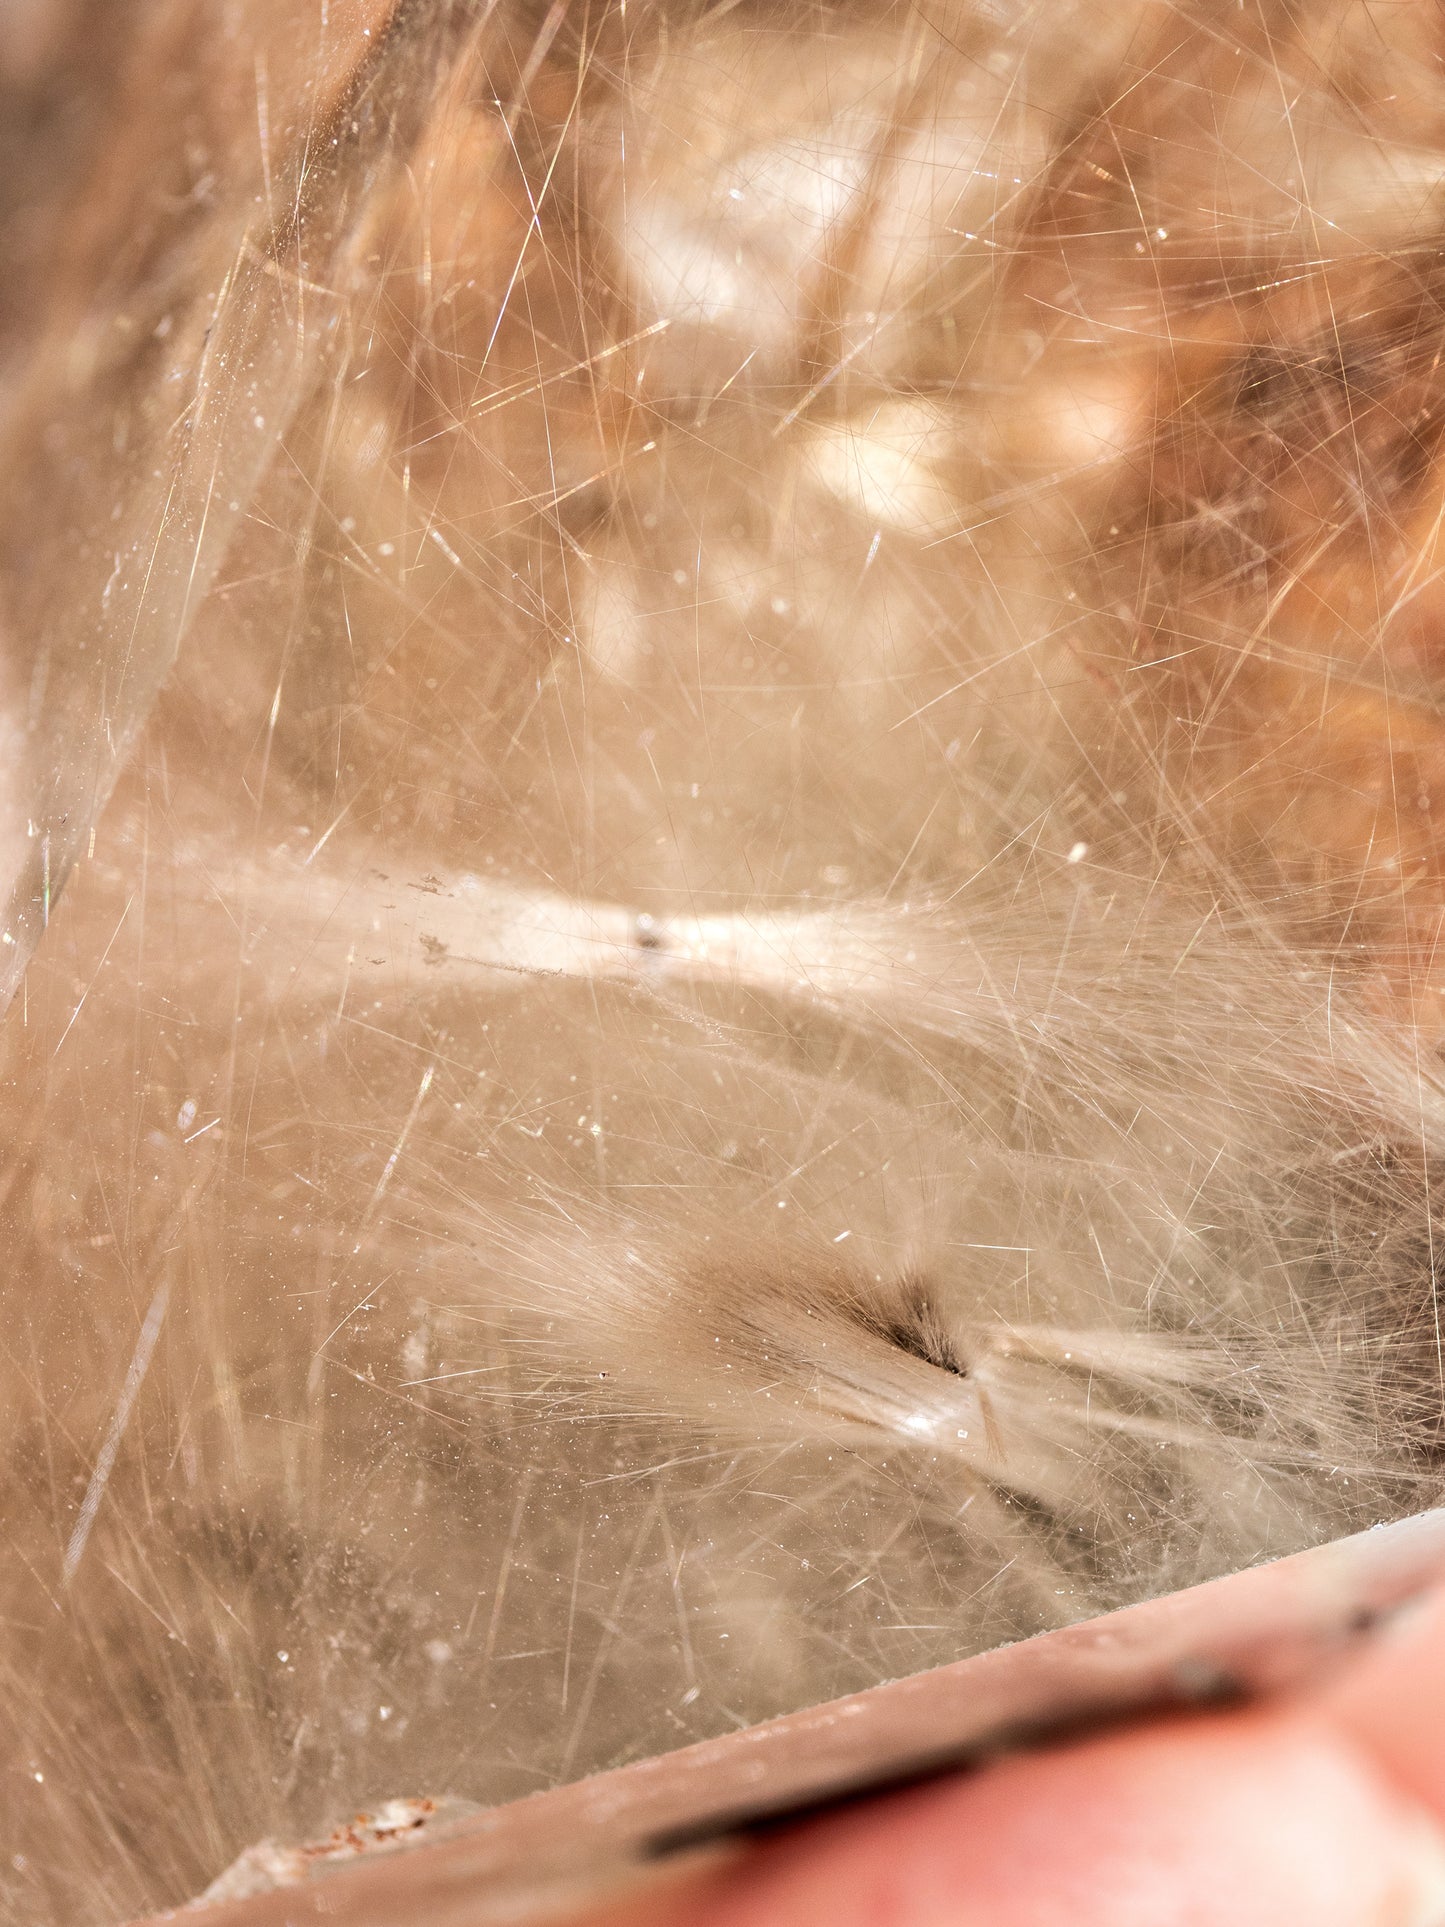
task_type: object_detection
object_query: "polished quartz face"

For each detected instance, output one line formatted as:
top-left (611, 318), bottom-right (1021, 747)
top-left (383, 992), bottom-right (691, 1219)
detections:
top-left (3, 3), bottom-right (1445, 1920)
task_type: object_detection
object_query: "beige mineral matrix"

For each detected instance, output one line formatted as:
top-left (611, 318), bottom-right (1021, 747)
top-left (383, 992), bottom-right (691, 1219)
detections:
top-left (3, 0), bottom-right (1445, 1918)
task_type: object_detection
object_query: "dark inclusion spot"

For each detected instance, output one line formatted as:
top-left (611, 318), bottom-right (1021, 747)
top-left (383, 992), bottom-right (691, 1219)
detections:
top-left (867, 1283), bottom-right (970, 1379)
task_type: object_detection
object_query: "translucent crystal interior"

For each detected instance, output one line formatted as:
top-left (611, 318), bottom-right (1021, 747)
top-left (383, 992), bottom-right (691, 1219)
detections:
top-left (3, 3), bottom-right (1445, 1919)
